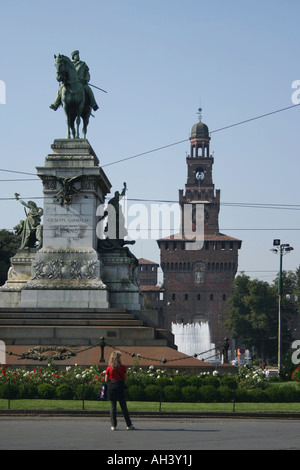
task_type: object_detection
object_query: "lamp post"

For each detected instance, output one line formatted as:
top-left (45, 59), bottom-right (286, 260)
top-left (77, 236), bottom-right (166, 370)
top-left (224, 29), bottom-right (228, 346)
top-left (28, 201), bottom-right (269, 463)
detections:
top-left (271, 239), bottom-right (294, 374)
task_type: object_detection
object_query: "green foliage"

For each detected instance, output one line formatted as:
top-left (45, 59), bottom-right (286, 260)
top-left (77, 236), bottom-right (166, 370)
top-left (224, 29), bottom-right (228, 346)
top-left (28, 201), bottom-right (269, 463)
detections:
top-left (1, 363), bottom-right (300, 404)
top-left (247, 388), bottom-right (266, 403)
top-left (144, 385), bottom-right (161, 402)
top-left (265, 385), bottom-right (299, 403)
top-left (280, 353), bottom-right (297, 381)
top-left (203, 376), bottom-right (220, 388)
top-left (75, 383), bottom-right (98, 400)
top-left (187, 375), bottom-right (205, 387)
top-left (55, 383), bottom-right (74, 400)
top-left (163, 385), bottom-right (182, 402)
top-left (37, 383), bottom-right (55, 399)
top-left (237, 365), bottom-right (267, 389)
top-left (19, 383), bottom-right (38, 399)
top-left (127, 385), bottom-right (144, 401)
top-left (291, 366), bottom-right (300, 382)
top-left (220, 375), bottom-right (237, 389)
top-left (0, 382), bottom-right (18, 399)
top-left (225, 273), bottom-right (296, 360)
top-left (181, 386), bottom-right (198, 402)
top-left (198, 385), bottom-right (218, 402)
top-left (217, 386), bottom-right (234, 402)
top-left (0, 229), bottom-right (20, 285)
top-left (171, 375), bottom-right (188, 387)
top-left (235, 388), bottom-right (249, 402)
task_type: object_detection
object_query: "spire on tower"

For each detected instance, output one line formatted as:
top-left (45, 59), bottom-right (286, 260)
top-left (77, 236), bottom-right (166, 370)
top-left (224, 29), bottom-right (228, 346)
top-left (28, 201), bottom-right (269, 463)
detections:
top-left (197, 107), bottom-right (202, 122)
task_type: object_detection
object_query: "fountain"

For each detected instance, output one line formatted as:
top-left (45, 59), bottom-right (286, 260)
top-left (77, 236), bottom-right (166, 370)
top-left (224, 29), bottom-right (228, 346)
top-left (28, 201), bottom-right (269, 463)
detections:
top-left (171, 321), bottom-right (216, 361)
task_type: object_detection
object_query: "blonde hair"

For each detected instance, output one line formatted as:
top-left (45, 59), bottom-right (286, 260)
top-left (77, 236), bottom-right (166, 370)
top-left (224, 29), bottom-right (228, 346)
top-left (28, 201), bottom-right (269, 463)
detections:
top-left (108, 350), bottom-right (122, 370)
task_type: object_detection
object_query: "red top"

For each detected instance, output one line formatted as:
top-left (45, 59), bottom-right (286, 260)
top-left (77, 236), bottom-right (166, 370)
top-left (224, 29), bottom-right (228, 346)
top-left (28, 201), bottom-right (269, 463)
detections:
top-left (106, 365), bottom-right (126, 381)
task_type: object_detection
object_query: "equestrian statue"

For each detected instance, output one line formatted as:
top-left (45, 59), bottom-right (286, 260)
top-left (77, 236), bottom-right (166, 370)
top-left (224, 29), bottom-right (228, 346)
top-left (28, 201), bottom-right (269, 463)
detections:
top-left (50, 50), bottom-right (103, 139)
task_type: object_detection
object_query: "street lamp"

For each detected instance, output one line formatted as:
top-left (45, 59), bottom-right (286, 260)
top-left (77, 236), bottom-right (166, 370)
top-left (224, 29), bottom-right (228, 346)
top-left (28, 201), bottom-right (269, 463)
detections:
top-left (271, 239), bottom-right (294, 374)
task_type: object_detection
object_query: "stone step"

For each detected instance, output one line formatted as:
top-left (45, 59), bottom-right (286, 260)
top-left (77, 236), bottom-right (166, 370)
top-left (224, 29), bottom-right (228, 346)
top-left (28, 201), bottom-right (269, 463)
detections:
top-left (0, 308), bottom-right (129, 316)
top-left (0, 307), bottom-right (128, 312)
top-left (0, 308), bottom-right (174, 348)
top-left (0, 318), bottom-right (143, 326)
top-left (1, 324), bottom-right (162, 346)
top-left (0, 312), bottom-right (137, 321)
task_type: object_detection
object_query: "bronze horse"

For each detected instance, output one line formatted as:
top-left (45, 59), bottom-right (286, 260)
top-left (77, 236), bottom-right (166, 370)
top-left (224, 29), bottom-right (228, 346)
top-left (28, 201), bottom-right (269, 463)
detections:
top-left (54, 54), bottom-right (91, 139)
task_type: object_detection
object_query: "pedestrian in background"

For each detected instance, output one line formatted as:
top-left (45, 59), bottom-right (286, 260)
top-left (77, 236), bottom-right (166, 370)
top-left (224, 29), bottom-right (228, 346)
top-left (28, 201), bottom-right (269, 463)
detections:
top-left (105, 350), bottom-right (135, 431)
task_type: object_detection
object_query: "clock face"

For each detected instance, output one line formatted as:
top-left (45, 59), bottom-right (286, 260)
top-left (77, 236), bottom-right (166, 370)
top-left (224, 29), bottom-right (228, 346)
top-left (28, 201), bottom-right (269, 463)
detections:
top-left (195, 170), bottom-right (205, 181)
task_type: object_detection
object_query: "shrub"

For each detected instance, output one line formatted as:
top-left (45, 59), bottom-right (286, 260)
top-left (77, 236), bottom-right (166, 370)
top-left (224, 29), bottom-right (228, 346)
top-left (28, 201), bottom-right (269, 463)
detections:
top-left (265, 386), bottom-right (283, 402)
top-left (55, 383), bottom-right (74, 400)
top-left (163, 385), bottom-right (182, 402)
top-left (264, 385), bottom-right (299, 403)
top-left (181, 386), bottom-right (198, 402)
top-left (235, 388), bottom-right (249, 402)
top-left (238, 365), bottom-right (267, 389)
top-left (269, 375), bottom-right (282, 383)
top-left (217, 385), bottom-right (234, 402)
top-left (198, 385), bottom-right (218, 402)
top-left (0, 383), bottom-right (19, 399)
top-left (19, 383), bottom-right (38, 399)
top-left (220, 376), bottom-right (237, 390)
top-left (203, 376), bottom-right (220, 388)
top-left (144, 384), bottom-right (161, 402)
top-left (247, 388), bottom-right (266, 403)
top-left (291, 366), bottom-right (300, 382)
top-left (75, 383), bottom-right (98, 400)
top-left (187, 375), bottom-right (204, 388)
top-left (125, 376), bottom-right (138, 388)
top-left (37, 383), bottom-right (55, 399)
top-left (280, 386), bottom-right (298, 402)
top-left (172, 375), bottom-right (188, 387)
top-left (157, 375), bottom-right (172, 387)
top-left (127, 385), bottom-right (144, 401)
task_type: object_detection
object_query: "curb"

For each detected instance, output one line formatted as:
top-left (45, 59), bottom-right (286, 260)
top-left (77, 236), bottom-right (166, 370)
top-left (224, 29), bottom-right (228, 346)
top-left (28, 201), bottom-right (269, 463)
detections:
top-left (0, 410), bottom-right (300, 419)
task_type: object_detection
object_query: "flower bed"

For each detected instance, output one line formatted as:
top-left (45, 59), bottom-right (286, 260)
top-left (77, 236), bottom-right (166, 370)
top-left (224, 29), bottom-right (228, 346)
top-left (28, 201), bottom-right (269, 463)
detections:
top-left (1, 363), bottom-right (300, 403)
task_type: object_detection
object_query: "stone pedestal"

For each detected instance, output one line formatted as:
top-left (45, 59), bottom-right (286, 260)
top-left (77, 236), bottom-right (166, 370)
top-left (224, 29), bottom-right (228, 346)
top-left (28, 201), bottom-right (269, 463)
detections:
top-left (0, 251), bottom-right (36, 308)
top-left (0, 139), bottom-right (111, 310)
top-left (1, 251), bottom-right (36, 291)
top-left (0, 139), bottom-right (178, 351)
top-left (100, 248), bottom-right (144, 311)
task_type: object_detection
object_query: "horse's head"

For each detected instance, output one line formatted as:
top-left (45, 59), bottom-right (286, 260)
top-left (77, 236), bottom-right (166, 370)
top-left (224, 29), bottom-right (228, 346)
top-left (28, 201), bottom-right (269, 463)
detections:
top-left (54, 54), bottom-right (76, 84)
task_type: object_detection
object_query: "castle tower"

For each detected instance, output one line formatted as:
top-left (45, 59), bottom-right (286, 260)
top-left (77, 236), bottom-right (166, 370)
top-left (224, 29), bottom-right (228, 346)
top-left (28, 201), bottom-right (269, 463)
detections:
top-left (157, 111), bottom-right (242, 347)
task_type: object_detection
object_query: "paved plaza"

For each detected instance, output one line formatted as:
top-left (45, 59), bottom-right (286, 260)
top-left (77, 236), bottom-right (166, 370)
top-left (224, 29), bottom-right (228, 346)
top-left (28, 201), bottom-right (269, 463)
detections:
top-left (0, 416), bottom-right (300, 451)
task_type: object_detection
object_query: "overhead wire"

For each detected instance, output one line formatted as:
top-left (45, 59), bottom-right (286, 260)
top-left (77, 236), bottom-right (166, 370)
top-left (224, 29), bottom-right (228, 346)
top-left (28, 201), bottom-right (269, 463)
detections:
top-left (102, 103), bottom-right (300, 168)
top-left (0, 102), bottom-right (299, 176)
top-left (0, 104), bottom-right (299, 236)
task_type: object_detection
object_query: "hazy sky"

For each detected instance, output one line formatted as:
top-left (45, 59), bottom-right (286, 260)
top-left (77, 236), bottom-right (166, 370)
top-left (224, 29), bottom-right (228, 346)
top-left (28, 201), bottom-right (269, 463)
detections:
top-left (0, 0), bottom-right (299, 284)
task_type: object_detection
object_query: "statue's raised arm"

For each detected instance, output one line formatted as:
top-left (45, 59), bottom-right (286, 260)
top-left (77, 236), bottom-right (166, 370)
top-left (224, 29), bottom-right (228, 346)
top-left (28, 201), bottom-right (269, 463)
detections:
top-left (14, 194), bottom-right (43, 250)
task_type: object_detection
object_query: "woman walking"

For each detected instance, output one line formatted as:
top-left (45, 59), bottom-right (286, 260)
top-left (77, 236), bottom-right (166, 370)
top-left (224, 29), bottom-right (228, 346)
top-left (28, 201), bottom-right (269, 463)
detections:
top-left (105, 350), bottom-right (134, 431)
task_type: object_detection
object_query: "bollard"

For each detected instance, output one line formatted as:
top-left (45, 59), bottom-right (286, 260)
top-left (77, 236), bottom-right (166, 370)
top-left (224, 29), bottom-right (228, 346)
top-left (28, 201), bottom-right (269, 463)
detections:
top-left (99, 337), bottom-right (106, 363)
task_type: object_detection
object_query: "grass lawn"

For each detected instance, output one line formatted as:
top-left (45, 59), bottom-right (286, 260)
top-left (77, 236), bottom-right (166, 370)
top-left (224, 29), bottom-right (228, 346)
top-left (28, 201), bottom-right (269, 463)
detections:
top-left (1, 399), bottom-right (300, 414)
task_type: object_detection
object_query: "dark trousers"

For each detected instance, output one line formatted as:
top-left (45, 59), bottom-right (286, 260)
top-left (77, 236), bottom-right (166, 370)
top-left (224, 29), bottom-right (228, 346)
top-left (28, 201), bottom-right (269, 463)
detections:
top-left (108, 381), bottom-right (132, 428)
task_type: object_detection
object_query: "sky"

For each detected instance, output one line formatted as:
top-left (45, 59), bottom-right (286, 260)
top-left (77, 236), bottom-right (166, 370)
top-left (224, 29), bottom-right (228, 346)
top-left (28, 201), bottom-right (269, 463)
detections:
top-left (0, 0), bottom-right (299, 285)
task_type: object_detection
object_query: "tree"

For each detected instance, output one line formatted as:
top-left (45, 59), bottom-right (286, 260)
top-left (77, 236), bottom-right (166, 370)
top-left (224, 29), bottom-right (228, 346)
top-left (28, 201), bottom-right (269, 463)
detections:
top-left (292, 266), bottom-right (300, 315)
top-left (224, 274), bottom-right (253, 341)
top-left (0, 229), bottom-right (20, 286)
top-left (225, 274), bottom-right (284, 361)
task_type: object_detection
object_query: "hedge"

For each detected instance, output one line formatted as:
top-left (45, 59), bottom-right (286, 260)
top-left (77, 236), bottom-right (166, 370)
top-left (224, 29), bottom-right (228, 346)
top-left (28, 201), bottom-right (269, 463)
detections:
top-left (1, 364), bottom-right (300, 403)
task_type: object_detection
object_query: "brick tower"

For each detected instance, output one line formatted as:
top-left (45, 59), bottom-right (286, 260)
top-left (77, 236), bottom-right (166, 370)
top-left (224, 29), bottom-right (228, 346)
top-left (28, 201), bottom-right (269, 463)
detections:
top-left (157, 110), bottom-right (242, 347)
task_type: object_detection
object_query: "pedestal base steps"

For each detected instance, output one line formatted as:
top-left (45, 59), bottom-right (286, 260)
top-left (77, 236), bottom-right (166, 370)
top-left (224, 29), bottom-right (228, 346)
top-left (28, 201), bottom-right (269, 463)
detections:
top-left (0, 307), bottom-right (175, 348)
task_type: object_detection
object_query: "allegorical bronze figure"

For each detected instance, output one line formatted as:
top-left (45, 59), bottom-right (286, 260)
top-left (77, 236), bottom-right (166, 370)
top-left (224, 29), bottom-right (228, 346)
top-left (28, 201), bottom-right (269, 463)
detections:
top-left (14, 194), bottom-right (43, 250)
